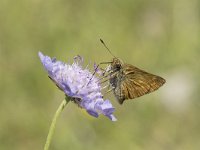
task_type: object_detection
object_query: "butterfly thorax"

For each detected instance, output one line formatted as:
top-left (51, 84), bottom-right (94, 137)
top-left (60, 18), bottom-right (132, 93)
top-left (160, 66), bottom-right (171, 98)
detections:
top-left (109, 58), bottom-right (124, 94)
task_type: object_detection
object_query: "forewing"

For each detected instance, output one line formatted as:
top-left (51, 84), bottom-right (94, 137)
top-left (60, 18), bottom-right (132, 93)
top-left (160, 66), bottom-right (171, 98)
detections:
top-left (118, 64), bottom-right (165, 103)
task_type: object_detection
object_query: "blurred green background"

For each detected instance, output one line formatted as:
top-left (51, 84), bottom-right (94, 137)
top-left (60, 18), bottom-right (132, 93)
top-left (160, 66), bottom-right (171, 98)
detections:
top-left (0, 0), bottom-right (200, 150)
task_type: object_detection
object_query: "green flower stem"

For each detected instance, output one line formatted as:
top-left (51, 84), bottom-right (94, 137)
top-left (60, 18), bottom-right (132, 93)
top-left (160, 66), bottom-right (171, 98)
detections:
top-left (44, 97), bottom-right (70, 150)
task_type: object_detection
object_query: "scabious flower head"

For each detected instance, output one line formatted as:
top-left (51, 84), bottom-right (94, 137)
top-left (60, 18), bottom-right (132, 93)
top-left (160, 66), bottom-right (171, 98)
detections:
top-left (38, 52), bottom-right (116, 121)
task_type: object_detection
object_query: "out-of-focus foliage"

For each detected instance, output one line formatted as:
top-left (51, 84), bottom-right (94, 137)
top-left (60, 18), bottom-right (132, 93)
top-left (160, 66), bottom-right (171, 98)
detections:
top-left (0, 0), bottom-right (199, 150)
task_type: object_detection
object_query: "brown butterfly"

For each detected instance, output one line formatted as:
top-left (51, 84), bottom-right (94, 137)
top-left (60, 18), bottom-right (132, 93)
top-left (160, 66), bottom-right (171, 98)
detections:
top-left (100, 39), bottom-right (166, 104)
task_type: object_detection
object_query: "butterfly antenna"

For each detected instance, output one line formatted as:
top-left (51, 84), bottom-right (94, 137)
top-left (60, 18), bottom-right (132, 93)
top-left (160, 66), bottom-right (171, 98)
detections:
top-left (100, 39), bottom-right (116, 58)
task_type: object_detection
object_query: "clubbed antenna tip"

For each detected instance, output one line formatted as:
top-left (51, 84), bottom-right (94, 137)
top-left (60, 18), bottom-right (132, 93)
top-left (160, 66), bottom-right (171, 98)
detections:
top-left (99, 39), bottom-right (116, 58)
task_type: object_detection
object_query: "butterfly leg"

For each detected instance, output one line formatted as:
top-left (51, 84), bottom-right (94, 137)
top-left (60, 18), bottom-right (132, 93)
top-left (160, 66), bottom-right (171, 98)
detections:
top-left (97, 70), bottom-right (119, 83)
top-left (87, 61), bottom-right (112, 85)
top-left (103, 86), bottom-right (115, 97)
top-left (101, 84), bottom-right (110, 90)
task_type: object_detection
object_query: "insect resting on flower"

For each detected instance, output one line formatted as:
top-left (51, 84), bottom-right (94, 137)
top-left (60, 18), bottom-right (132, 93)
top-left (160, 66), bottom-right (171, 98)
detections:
top-left (99, 39), bottom-right (166, 104)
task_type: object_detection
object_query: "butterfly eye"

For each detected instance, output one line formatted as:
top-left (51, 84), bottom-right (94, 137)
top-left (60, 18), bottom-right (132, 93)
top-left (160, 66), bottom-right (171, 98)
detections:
top-left (116, 63), bottom-right (121, 69)
top-left (112, 60), bottom-right (122, 71)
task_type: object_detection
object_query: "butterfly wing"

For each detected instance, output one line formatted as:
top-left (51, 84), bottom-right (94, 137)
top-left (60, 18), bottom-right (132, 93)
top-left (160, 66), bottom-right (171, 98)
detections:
top-left (115, 64), bottom-right (166, 104)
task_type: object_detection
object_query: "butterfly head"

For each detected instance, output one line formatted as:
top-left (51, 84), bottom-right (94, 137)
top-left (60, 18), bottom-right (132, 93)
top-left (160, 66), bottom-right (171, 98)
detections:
top-left (111, 58), bottom-right (123, 71)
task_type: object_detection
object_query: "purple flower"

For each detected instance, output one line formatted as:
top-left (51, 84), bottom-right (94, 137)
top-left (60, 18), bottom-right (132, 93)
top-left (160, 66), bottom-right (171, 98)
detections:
top-left (38, 52), bottom-right (116, 121)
